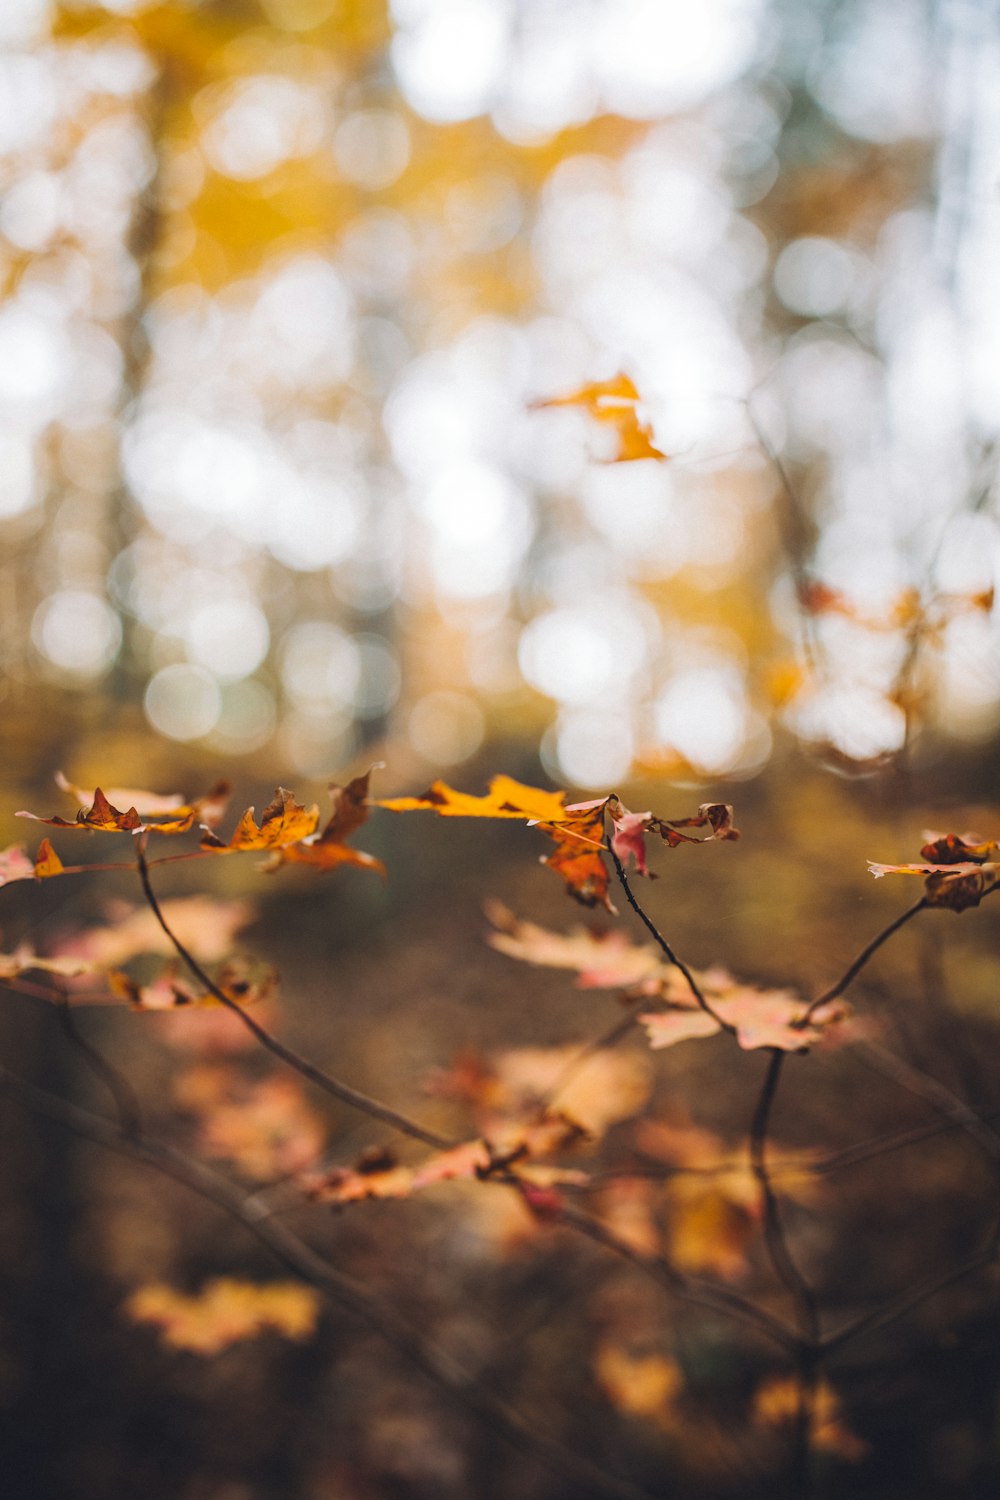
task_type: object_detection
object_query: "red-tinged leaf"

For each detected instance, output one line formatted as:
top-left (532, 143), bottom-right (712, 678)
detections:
top-left (0, 844), bottom-right (36, 886)
top-left (201, 788), bottom-right (319, 853)
top-left (302, 1151), bottom-right (415, 1205)
top-left (125, 1279), bottom-right (319, 1355)
top-left (175, 1065), bottom-right (323, 1180)
top-left (918, 831), bottom-right (998, 864)
top-left (519, 1182), bottom-right (565, 1221)
top-left (640, 971), bottom-right (851, 1053)
top-left (33, 838), bottom-right (64, 879)
top-left (484, 901), bottom-right (662, 988)
top-left (639, 1006), bottom-right (722, 1050)
top-left (797, 580), bottom-right (853, 617)
top-left (18, 785), bottom-right (143, 833)
top-left (869, 852), bottom-right (1000, 910)
top-left (377, 774), bottom-right (571, 824)
top-left (110, 957), bottom-right (277, 1013)
top-left (265, 769), bottom-right (385, 876)
top-left (57, 896), bottom-right (253, 966)
top-left (541, 802), bottom-right (615, 911)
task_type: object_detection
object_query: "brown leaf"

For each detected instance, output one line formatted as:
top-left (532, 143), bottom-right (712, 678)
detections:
top-left (51, 772), bottom-right (231, 835)
top-left (125, 1279), bottom-right (319, 1355)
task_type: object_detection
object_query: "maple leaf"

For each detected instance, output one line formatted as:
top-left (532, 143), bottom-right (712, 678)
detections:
top-left (377, 774), bottom-right (571, 823)
top-left (496, 1047), bottom-right (651, 1136)
top-left (594, 1341), bottom-right (683, 1426)
top-left (52, 772), bottom-right (230, 835)
top-left (201, 787), bottom-right (319, 853)
top-left (18, 785), bottom-right (144, 834)
top-left (540, 800), bottom-right (616, 911)
top-left (639, 970), bottom-right (850, 1053)
top-left (485, 901), bottom-right (663, 988)
top-left (56, 896), bottom-right (254, 966)
top-left (533, 374), bottom-right (668, 463)
top-left (125, 1279), bottom-right (320, 1355)
top-left (265, 769), bottom-right (385, 876)
top-left (0, 845), bottom-right (35, 887)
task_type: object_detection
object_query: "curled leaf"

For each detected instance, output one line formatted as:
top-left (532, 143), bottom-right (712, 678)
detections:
top-left (540, 800), bottom-right (615, 911)
top-left (265, 769), bottom-right (385, 876)
top-left (19, 785), bottom-right (143, 834)
top-left (33, 838), bottom-right (64, 879)
top-left (201, 788), bottom-right (319, 853)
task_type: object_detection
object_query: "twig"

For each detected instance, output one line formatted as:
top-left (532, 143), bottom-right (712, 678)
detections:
top-left (608, 845), bottom-right (733, 1032)
top-left (749, 1049), bottom-right (821, 1490)
top-left (134, 844), bottom-right (454, 1152)
top-left (54, 996), bottom-right (143, 1138)
top-left (804, 898), bottom-right (927, 1017)
top-left (0, 1061), bottom-right (655, 1500)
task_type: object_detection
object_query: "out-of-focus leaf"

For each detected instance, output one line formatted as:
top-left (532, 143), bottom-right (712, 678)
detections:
top-left (640, 971), bottom-right (851, 1053)
top-left (56, 896), bottom-right (254, 966)
top-left (125, 1279), bottom-right (320, 1356)
top-left (0, 845), bottom-right (35, 887)
top-left (33, 839), bottom-right (64, 879)
top-left (594, 1341), bottom-right (683, 1425)
top-left (175, 1065), bottom-right (324, 1179)
top-left (533, 374), bottom-right (668, 463)
top-left (485, 901), bottom-right (662, 988)
top-left (754, 1376), bottom-right (868, 1461)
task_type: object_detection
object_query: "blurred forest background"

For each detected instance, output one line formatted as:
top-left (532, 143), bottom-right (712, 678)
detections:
top-left (2, 0), bottom-right (1000, 1497)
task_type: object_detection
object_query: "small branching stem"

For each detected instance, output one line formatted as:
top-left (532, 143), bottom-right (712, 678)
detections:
top-left (134, 843), bottom-right (454, 1152)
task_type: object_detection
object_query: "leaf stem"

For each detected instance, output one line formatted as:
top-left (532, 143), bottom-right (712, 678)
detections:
top-left (607, 844), bottom-right (733, 1032)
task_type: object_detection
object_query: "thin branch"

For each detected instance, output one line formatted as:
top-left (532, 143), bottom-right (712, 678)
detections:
top-left (821, 1242), bottom-right (997, 1355)
top-left (0, 1062), bottom-right (655, 1500)
top-left (856, 1041), bottom-right (1000, 1166)
top-left (134, 844), bottom-right (454, 1152)
top-left (55, 996), bottom-right (143, 1138)
top-left (805, 898), bottom-right (927, 1017)
top-left (608, 845), bottom-right (733, 1032)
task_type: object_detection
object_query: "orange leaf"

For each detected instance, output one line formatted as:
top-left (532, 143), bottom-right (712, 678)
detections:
top-left (266, 769), bottom-right (385, 876)
top-left (18, 785), bottom-right (143, 833)
top-left (377, 774), bottom-right (571, 823)
top-left (533, 374), bottom-right (668, 463)
top-left (33, 838), bottom-right (64, 879)
top-left (541, 801), bottom-right (615, 911)
top-left (125, 1278), bottom-right (319, 1355)
top-left (201, 787), bottom-right (319, 853)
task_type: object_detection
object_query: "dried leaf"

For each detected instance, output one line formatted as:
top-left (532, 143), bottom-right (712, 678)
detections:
top-left (201, 787), bottom-right (319, 853)
top-left (640, 971), bottom-right (849, 1053)
top-left (377, 774), bottom-right (570, 823)
top-left (33, 838), bottom-right (64, 878)
top-left (51, 772), bottom-right (231, 835)
top-left (540, 801), bottom-right (615, 911)
top-left (19, 784), bottom-right (143, 834)
top-left (265, 769), bottom-right (384, 876)
top-left (125, 1278), bottom-right (319, 1355)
